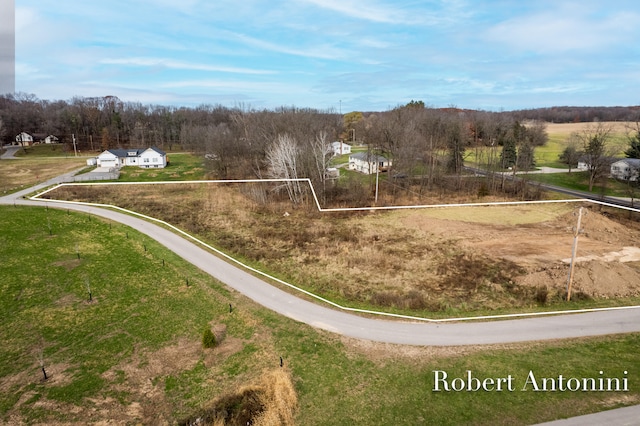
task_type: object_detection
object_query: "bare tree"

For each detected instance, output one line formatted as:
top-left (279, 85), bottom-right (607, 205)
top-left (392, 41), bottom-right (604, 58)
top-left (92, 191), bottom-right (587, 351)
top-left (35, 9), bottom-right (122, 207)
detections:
top-left (559, 134), bottom-right (582, 173)
top-left (576, 123), bottom-right (613, 191)
top-left (308, 130), bottom-right (332, 203)
top-left (266, 134), bottom-right (304, 204)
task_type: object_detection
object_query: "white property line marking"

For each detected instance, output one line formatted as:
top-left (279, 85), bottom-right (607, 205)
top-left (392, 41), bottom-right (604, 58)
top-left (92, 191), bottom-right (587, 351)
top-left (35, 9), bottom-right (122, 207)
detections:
top-left (30, 179), bottom-right (640, 323)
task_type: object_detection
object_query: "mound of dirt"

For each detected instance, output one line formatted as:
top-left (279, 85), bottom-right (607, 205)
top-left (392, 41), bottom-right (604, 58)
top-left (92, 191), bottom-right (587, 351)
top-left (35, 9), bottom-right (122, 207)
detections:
top-left (419, 205), bottom-right (640, 299)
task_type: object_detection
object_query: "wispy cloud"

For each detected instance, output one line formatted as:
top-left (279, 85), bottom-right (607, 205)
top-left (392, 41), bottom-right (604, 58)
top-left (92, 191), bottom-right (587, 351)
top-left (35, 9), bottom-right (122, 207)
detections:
top-left (485, 8), bottom-right (640, 54)
top-left (227, 31), bottom-right (349, 60)
top-left (101, 58), bottom-right (276, 75)
top-left (297, 0), bottom-right (464, 26)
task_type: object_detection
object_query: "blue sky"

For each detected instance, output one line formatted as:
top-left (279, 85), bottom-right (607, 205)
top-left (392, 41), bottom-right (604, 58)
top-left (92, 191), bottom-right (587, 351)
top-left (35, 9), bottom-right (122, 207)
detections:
top-left (11, 0), bottom-right (640, 111)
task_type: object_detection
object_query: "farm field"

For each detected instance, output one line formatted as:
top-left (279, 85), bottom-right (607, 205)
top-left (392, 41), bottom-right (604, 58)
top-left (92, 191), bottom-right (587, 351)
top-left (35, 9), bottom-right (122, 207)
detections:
top-left (537, 121), bottom-right (633, 167)
top-left (2, 205), bottom-right (640, 425)
top-left (0, 156), bottom-right (87, 194)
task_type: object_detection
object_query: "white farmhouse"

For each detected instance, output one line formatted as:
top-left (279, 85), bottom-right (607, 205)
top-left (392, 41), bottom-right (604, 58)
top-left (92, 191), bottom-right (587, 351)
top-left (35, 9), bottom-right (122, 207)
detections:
top-left (15, 132), bottom-right (33, 146)
top-left (611, 158), bottom-right (640, 181)
top-left (329, 141), bottom-right (352, 156)
top-left (348, 152), bottom-right (392, 174)
top-left (96, 147), bottom-right (167, 169)
top-left (43, 135), bottom-right (59, 144)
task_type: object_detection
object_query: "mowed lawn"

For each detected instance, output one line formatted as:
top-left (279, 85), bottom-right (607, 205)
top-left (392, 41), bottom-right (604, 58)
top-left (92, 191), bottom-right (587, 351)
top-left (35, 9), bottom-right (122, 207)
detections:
top-left (1, 205), bottom-right (640, 425)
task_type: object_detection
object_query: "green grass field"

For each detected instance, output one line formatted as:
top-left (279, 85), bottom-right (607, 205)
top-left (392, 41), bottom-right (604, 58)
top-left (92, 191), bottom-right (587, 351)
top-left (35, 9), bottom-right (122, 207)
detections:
top-left (2, 205), bottom-right (640, 424)
top-left (117, 153), bottom-right (207, 181)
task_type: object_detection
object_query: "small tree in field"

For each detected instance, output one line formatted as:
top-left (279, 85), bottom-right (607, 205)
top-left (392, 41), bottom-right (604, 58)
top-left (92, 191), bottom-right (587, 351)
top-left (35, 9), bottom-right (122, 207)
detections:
top-left (559, 135), bottom-right (582, 173)
top-left (577, 124), bottom-right (613, 191)
top-left (202, 328), bottom-right (216, 349)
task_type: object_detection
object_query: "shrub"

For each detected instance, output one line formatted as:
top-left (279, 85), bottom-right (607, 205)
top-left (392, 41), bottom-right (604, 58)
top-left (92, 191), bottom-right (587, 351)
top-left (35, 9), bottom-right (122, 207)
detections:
top-left (202, 328), bottom-right (216, 349)
top-left (534, 286), bottom-right (548, 305)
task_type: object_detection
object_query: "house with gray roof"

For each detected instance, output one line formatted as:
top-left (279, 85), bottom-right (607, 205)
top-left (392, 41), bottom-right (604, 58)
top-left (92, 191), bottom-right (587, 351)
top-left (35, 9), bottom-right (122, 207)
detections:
top-left (348, 152), bottom-right (392, 175)
top-left (611, 158), bottom-right (640, 181)
top-left (96, 147), bottom-right (167, 169)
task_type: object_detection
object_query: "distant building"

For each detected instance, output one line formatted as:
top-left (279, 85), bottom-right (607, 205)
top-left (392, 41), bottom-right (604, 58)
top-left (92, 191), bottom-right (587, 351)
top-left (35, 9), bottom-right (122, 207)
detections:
top-left (15, 132), bottom-right (33, 146)
top-left (611, 159), bottom-right (640, 181)
top-left (95, 147), bottom-right (167, 169)
top-left (329, 141), bottom-right (352, 156)
top-left (348, 152), bottom-right (392, 174)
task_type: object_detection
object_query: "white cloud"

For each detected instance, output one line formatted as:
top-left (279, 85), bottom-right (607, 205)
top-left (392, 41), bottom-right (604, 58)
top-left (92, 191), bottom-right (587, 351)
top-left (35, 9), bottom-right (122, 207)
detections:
top-left (228, 31), bottom-right (349, 60)
top-left (298, 0), bottom-right (434, 25)
top-left (100, 57), bottom-right (276, 75)
top-left (485, 9), bottom-right (640, 54)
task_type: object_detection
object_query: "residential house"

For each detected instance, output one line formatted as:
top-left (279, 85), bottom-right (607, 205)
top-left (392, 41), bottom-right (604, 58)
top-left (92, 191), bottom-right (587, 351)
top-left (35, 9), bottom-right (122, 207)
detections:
top-left (611, 159), bottom-right (640, 181)
top-left (577, 155), bottom-right (617, 172)
top-left (348, 152), bottom-right (392, 174)
top-left (15, 132), bottom-right (33, 146)
top-left (43, 135), bottom-right (59, 144)
top-left (96, 147), bottom-right (167, 169)
top-left (329, 141), bottom-right (351, 156)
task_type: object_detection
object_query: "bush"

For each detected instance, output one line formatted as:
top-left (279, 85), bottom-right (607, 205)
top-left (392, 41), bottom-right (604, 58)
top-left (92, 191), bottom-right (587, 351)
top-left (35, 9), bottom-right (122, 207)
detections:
top-left (534, 286), bottom-right (548, 305)
top-left (202, 328), bottom-right (216, 349)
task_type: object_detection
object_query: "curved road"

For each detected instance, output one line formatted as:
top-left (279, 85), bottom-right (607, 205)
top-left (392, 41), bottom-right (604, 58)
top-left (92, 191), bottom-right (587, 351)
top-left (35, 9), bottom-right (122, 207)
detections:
top-left (2, 171), bottom-right (640, 346)
top-left (5, 171), bottom-right (640, 425)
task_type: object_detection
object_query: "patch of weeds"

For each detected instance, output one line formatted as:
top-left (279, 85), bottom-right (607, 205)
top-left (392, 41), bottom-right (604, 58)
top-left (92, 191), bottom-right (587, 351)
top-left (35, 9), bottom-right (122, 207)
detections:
top-left (165, 375), bottom-right (179, 393)
top-left (45, 371), bottom-right (105, 404)
top-left (534, 286), bottom-right (549, 306)
top-left (223, 344), bottom-right (258, 376)
top-left (0, 384), bottom-right (24, 415)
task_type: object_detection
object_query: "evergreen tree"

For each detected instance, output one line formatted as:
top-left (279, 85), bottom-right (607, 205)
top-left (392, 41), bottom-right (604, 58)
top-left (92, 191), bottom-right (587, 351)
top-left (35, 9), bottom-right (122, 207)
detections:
top-left (517, 142), bottom-right (535, 170)
top-left (624, 131), bottom-right (640, 158)
top-left (500, 136), bottom-right (517, 169)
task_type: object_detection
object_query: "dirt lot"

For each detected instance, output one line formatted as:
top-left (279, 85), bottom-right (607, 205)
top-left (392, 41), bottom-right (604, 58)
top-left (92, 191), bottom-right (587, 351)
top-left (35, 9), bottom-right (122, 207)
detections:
top-left (408, 204), bottom-right (640, 299)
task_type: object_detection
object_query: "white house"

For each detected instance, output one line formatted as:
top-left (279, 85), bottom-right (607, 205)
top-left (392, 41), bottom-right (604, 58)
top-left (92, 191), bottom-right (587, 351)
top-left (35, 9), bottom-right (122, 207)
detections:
top-left (96, 147), bottom-right (167, 169)
top-left (43, 135), bottom-right (59, 144)
top-left (330, 141), bottom-right (351, 156)
top-left (611, 159), bottom-right (640, 181)
top-left (348, 152), bottom-right (392, 174)
top-left (15, 132), bottom-right (33, 146)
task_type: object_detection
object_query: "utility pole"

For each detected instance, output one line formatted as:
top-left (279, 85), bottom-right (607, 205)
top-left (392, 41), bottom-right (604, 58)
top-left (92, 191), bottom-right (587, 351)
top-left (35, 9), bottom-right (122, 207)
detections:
top-left (566, 207), bottom-right (584, 301)
top-left (72, 134), bottom-right (78, 157)
top-left (375, 163), bottom-right (379, 204)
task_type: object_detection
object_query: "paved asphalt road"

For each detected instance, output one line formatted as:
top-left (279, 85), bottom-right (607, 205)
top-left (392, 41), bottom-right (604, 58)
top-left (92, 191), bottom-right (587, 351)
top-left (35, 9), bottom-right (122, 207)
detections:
top-left (2, 172), bottom-right (640, 346)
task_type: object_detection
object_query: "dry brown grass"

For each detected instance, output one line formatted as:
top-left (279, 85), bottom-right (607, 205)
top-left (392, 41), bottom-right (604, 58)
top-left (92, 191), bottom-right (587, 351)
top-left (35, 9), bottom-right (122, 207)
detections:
top-left (0, 157), bottom-right (86, 194)
top-left (180, 368), bottom-right (297, 426)
top-left (44, 181), bottom-right (640, 314)
top-left (546, 121), bottom-right (636, 136)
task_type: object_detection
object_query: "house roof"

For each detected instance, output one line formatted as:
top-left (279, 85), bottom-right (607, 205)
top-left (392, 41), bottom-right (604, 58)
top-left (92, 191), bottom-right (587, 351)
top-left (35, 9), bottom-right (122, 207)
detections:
top-left (106, 147), bottom-right (166, 157)
top-left (613, 158), bottom-right (640, 168)
top-left (349, 152), bottom-right (389, 162)
top-left (146, 146), bottom-right (166, 155)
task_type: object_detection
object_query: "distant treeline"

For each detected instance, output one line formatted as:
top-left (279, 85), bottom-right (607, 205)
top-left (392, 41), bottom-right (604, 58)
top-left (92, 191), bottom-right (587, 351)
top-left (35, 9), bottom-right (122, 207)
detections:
top-left (508, 105), bottom-right (640, 124)
top-left (6, 92), bottom-right (629, 203)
